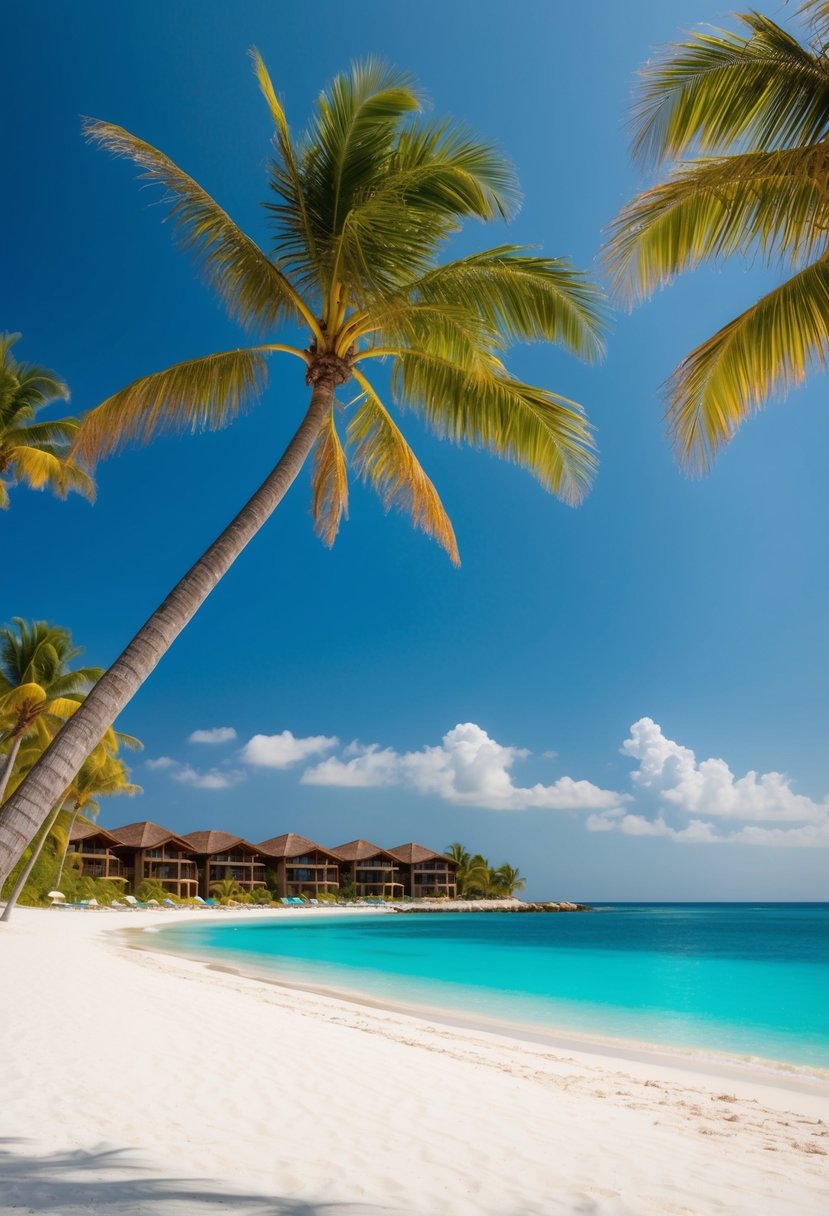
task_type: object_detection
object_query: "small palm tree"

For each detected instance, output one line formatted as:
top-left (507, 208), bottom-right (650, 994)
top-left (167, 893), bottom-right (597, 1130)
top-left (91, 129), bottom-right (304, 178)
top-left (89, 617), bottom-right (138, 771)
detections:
top-left (0, 56), bottom-right (606, 889)
top-left (605, 1), bottom-right (829, 472)
top-left (210, 875), bottom-right (246, 904)
top-left (493, 864), bottom-right (526, 897)
top-left (0, 619), bottom-right (102, 804)
top-left (0, 333), bottom-right (94, 508)
top-left (0, 743), bottom-right (140, 921)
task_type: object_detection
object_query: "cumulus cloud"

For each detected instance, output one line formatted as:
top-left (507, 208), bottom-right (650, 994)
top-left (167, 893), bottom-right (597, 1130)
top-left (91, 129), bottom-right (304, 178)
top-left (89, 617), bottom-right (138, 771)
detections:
top-left (172, 764), bottom-right (245, 791)
top-left (303, 722), bottom-right (624, 812)
top-left (241, 730), bottom-right (339, 770)
top-left (188, 726), bottom-right (237, 745)
top-left (146, 756), bottom-right (177, 770)
top-left (586, 718), bottom-right (829, 846)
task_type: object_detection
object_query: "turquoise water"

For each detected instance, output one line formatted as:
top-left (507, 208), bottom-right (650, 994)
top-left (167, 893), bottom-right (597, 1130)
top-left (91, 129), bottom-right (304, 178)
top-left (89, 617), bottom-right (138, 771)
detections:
top-left (156, 904), bottom-right (829, 1067)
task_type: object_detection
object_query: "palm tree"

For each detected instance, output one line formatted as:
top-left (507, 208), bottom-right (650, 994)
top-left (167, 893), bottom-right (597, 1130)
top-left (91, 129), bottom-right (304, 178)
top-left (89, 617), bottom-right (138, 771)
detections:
top-left (0, 333), bottom-right (94, 508)
top-left (604, 1), bottom-right (829, 472)
top-left (0, 56), bottom-right (605, 890)
top-left (0, 744), bottom-right (140, 921)
top-left (493, 864), bottom-right (526, 897)
top-left (210, 875), bottom-right (246, 904)
top-left (0, 619), bottom-right (102, 804)
top-left (463, 853), bottom-right (493, 897)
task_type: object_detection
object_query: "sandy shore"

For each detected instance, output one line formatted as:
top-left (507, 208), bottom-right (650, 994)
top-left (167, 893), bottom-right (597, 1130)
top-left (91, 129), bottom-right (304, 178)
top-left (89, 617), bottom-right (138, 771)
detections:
top-left (1, 907), bottom-right (827, 1215)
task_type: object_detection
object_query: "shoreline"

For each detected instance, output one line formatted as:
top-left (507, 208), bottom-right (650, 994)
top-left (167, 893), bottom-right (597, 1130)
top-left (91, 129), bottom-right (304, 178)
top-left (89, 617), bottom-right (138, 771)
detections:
top-left (131, 913), bottom-right (829, 1091)
top-left (3, 906), bottom-right (828, 1215)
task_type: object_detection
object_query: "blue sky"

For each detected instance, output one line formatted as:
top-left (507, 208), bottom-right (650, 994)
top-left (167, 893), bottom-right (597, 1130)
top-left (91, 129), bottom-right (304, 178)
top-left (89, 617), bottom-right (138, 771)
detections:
top-left (5, 0), bottom-right (828, 900)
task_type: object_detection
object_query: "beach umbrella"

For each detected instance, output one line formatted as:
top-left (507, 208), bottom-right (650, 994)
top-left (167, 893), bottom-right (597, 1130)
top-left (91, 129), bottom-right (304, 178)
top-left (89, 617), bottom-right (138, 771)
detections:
top-left (146, 898), bottom-right (160, 907)
top-left (47, 891), bottom-right (65, 904)
top-left (87, 898), bottom-right (99, 908)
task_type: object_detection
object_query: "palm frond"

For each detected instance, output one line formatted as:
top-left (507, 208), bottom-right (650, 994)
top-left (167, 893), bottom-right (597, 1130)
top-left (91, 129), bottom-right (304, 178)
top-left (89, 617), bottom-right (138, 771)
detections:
top-left (83, 118), bottom-right (309, 332)
top-left (310, 408), bottom-right (349, 546)
top-left (73, 347), bottom-right (273, 463)
top-left (632, 13), bottom-right (829, 166)
top-left (350, 371), bottom-right (459, 564)
top-left (251, 49), bottom-right (323, 291)
top-left (304, 59), bottom-right (423, 238)
top-left (407, 246), bottom-right (607, 360)
top-left (606, 144), bottom-right (829, 302)
top-left (389, 350), bottom-right (596, 505)
top-left (664, 255), bottom-right (829, 471)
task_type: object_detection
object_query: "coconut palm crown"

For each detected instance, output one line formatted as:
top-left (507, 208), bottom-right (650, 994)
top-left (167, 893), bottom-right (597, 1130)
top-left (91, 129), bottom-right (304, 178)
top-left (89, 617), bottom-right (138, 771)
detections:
top-left (78, 53), bottom-right (606, 560)
top-left (0, 334), bottom-right (94, 508)
top-left (0, 56), bottom-right (605, 891)
top-left (604, 1), bottom-right (829, 473)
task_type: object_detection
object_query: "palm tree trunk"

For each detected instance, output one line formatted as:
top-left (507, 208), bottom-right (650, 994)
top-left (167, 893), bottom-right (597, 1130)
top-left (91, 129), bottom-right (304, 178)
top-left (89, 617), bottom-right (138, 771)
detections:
top-left (0, 734), bottom-right (23, 806)
top-left (0, 379), bottom-right (335, 890)
top-left (54, 806), bottom-right (81, 889)
top-left (0, 801), bottom-right (63, 923)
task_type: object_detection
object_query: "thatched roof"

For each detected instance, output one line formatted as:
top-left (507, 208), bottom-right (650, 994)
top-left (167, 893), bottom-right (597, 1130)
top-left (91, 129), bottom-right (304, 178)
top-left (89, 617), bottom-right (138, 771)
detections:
top-left (389, 842), bottom-right (457, 866)
top-left (257, 832), bottom-right (340, 861)
top-left (331, 839), bottom-right (398, 863)
top-left (182, 830), bottom-right (260, 857)
top-left (69, 822), bottom-right (122, 847)
top-left (108, 821), bottom-right (195, 852)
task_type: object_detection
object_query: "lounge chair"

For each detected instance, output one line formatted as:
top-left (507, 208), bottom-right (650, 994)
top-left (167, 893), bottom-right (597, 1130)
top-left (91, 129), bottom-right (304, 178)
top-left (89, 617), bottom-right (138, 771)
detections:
top-left (280, 897), bottom-right (292, 906)
top-left (162, 898), bottom-right (176, 908)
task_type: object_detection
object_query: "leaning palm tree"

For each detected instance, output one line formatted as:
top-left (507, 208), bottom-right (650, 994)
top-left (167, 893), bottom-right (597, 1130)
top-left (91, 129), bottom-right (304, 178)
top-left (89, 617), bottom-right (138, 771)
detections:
top-left (604, 1), bottom-right (829, 472)
top-left (493, 864), bottom-right (526, 897)
top-left (0, 333), bottom-right (94, 508)
top-left (0, 55), bottom-right (606, 889)
top-left (0, 619), bottom-right (103, 804)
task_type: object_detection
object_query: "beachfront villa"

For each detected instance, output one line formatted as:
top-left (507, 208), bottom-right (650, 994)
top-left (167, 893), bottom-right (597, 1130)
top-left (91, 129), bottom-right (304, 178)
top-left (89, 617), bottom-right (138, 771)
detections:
top-left (182, 830), bottom-right (268, 899)
top-left (67, 819), bottom-right (459, 900)
top-left (389, 843), bottom-right (458, 899)
top-left (257, 833), bottom-right (341, 899)
top-left (66, 823), bottom-right (128, 883)
top-left (106, 821), bottom-right (200, 899)
top-left (332, 839), bottom-right (407, 899)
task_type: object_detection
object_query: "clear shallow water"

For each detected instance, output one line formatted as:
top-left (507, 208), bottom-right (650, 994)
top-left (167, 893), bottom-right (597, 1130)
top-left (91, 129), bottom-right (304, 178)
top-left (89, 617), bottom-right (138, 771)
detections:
top-left (157, 904), bottom-right (829, 1067)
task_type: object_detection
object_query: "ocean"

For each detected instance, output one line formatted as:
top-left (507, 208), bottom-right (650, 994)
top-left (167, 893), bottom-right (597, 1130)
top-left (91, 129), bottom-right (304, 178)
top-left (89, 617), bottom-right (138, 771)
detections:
top-left (155, 903), bottom-right (829, 1068)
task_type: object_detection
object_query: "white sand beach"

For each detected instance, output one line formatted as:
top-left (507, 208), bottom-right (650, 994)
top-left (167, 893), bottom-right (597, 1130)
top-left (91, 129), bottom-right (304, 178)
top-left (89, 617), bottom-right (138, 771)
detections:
top-left (2, 906), bottom-right (827, 1216)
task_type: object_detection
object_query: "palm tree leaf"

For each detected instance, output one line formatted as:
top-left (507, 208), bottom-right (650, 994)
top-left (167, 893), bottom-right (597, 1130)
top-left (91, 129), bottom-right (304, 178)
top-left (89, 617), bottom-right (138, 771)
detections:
top-left (6, 418), bottom-right (80, 448)
top-left (632, 13), bottom-right (829, 166)
top-left (73, 347), bottom-right (273, 463)
top-left (303, 59), bottom-right (423, 239)
top-left (664, 256), bottom-right (829, 471)
top-left (251, 49), bottom-right (323, 288)
top-left (389, 350), bottom-right (597, 505)
top-left (408, 246), bottom-right (607, 361)
top-left (83, 119), bottom-right (305, 331)
top-left (606, 145), bottom-right (829, 303)
top-left (349, 371), bottom-right (459, 564)
top-left (310, 408), bottom-right (349, 547)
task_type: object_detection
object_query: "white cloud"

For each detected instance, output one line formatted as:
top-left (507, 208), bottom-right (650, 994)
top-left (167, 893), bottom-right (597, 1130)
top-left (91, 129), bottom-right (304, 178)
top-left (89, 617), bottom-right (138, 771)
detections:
top-left (302, 744), bottom-right (400, 788)
top-left (303, 721), bottom-right (624, 812)
top-left (241, 730), bottom-right (339, 770)
top-left (188, 727), bottom-right (237, 745)
top-left (622, 717), bottom-right (829, 824)
top-left (146, 756), bottom-right (176, 770)
top-left (172, 764), bottom-right (245, 791)
top-left (585, 718), bottom-right (829, 847)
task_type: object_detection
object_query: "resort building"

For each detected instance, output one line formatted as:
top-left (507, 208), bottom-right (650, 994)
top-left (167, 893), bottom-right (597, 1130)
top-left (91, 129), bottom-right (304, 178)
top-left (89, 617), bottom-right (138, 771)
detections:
top-left (66, 823), bottom-right (128, 883)
top-left (257, 833), bottom-right (340, 898)
top-left (390, 843), bottom-right (459, 899)
top-left (181, 831), bottom-right (268, 899)
top-left (107, 820), bottom-right (199, 899)
top-left (332, 839), bottom-right (405, 899)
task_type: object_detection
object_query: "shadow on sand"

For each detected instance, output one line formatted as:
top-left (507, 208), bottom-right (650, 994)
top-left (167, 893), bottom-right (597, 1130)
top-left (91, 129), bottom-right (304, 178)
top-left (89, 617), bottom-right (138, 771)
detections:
top-left (0, 1139), bottom-right (399, 1215)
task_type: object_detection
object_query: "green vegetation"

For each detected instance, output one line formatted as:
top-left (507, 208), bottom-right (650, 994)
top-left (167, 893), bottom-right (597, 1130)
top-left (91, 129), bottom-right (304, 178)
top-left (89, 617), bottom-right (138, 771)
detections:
top-left (0, 56), bottom-right (606, 890)
top-left (0, 333), bottom-right (94, 510)
top-left (0, 618), bottom-right (141, 915)
top-left (605, 0), bottom-right (829, 472)
top-left (445, 843), bottom-right (526, 897)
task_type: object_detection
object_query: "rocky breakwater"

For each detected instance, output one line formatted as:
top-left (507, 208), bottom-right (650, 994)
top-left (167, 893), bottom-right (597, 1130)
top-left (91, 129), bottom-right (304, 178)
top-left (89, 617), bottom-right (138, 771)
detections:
top-left (392, 898), bottom-right (591, 913)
